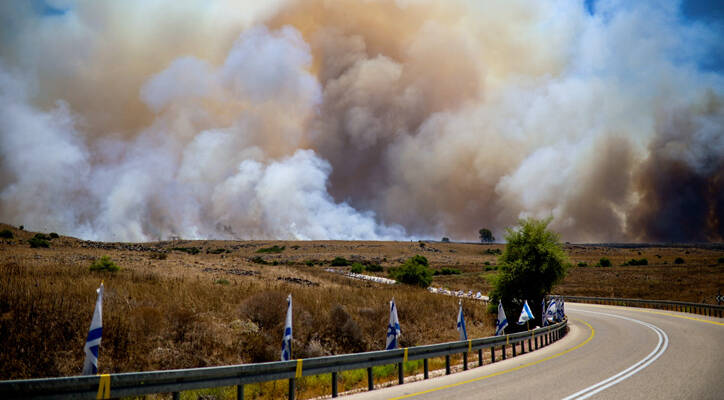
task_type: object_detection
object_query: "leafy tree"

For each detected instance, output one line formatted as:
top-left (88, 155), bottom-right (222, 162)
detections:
top-left (479, 228), bottom-right (495, 243)
top-left (389, 255), bottom-right (433, 288)
top-left (487, 218), bottom-right (570, 331)
top-left (441, 237), bottom-right (450, 243)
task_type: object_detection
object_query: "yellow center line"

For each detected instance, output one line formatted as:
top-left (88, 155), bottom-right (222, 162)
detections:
top-left (389, 319), bottom-right (595, 400)
top-left (575, 303), bottom-right (724, 326)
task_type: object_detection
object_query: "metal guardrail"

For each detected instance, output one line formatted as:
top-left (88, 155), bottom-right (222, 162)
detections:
top-left (0, 321), bottom-right (567, 400)
top-left (560, 296), bottom-right (724, 318)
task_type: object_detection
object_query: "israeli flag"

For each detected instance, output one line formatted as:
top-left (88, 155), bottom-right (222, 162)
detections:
top-left (558, 297), bottom-right (565, 320)
top-left (281, 294), bottom-right (292, 361)
top-left (542, 298), bottom-right (548, 327)
top-left (517, 300), bottom-right (534, 325)
top-left (386, 298), bottom-right (401, 350)
top-left (82, 282), bottom-right (103, 375)
top-left (495, 301), bottom-right (508, 336)
top-left (456, 300), bottom-right (467, 341)
top-left (545, 299), bottom-right (557, 325)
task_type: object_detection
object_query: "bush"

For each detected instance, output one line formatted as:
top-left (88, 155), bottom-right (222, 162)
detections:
top-left (433, 268), bottom-right (461, 276)
top-left (388, 255), bottom-right (432, 288)
top-left (577, 262), bottom-right (588, 267)
top-left (365, 263), bottom-right (383, 272)
top-left (350, 262), bottom-right (364, 273)
top-left (419, 241), bottom-right (426, 248)
top-left (674, 257), bottom-right (685, 264)
top-left (172, 247), bottom-right (200, 255)
top-left (28, 237), bottom-right (50, 248)
top-left (331, 257), bottom-right (350, 266)
top-left (718, 257), bottom-right (724, 264)
top-left (485, 248), bottom-right (502, 255)
top-left (598, 257), bottom-right (612, 267)
top-left (441, 237), bottom-right (450, 243)
top-left (215, 279), bottom-right (230, 285)
top-left (305, 260), bottom-right (314, 267)
top-left (0, 229), bottom-right (13, 239)
top-left (256, 245), bottom-right (285, 254)
top-left (206, 248), bottom-right (227, 254)
top-left (487, 218), bottom-right (570, 327)
top-left (251, 256), bottom-right (269, 265)
top-left (622, 258), bottom-right (648, 266)
top-left (89, 256), bottom-right (120, 272)
top-left (150, 252), bottom-right (168, 260)
top-left (49, 232), bottom-right (59, 239)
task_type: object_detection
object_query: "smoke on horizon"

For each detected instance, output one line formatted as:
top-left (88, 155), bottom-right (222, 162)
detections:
top-left (0, 0), bottom-right (722, 242)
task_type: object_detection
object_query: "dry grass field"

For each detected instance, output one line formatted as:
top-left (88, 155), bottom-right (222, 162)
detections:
top-left (1, 222), bottom-right (722, 396)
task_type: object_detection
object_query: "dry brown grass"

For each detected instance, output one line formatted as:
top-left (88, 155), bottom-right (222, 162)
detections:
top-left (1, 222), bottom-right (722, 391)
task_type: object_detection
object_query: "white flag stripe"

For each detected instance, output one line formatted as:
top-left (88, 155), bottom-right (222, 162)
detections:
top-left (82, 283), bottom-right (103, 375)
top-left (495, 301), bottom-right (508, 336)
top-left (281, 294), bottom-right (292, 361)
top-left (517, 300), bottom-right (534, 325)
top-left (386, 298), bottom-right (401, 350)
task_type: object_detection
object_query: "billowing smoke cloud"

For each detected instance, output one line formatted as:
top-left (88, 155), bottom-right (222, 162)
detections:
top-left (0, 0), bottom-right (722, 242)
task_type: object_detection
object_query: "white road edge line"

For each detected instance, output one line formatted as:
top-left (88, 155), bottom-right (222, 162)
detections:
top-left (562, 308), bottom-right (670, 400)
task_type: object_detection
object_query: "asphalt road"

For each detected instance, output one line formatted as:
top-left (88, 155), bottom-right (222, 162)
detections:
top-left (343, 303), bottom-right (724, 400)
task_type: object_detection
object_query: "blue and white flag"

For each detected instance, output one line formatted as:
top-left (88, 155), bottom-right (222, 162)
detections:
top-left (456, 300), bottom-right (467, 341)
top-left (542, 298), bottom-right (548, 327)
top-left (495, 301), bottom-right (508, 336)
top-left (557, 297), bottom-right (565, 320)
top-left (281, 294), bottom-right (292, 361)
top-left (545, 299), bottom-right (557, 325)
top-left (386, 298), bottom-right (401, 350)
top-left (82, 282), bottom-right (103, 375)
top-left (517, 300), bottom-right (534, 325)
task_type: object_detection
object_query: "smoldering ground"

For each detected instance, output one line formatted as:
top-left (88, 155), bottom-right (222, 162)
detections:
top-left (0, 0), bottom-right (722, 242)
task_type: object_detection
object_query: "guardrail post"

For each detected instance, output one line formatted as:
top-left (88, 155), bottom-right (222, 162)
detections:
top-left (398, 363), bottom-right (404, 384)
top-left (535, 335), bottom-right (539, 350)
top-left (491, 346), bottom-right (496, 363)
top-left (478, 348), bottom-right (483, 367)
top-left (501, 345), bottom-right (507, 360)
top-left (288, 378), bottom-right (295, 400)
top-left (173, 392), bottom-right (180, 400)
top-left (237, 384), bottom-right (244, 400)
top-left (512, 342), bottom-right (517, 357)
top-left (367, 367), bottom-right (373, 391)
top-left (445, 355), bottom-right (451, 375)
top-left (463, 352), bottom-right (468, 371)
top-left (424, 358), bottom-right (429, 379)
top-left (332, 372), bottom-right (338, 398)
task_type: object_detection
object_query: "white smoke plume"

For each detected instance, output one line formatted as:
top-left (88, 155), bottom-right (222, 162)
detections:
top-left (0, 0), bottom-right (722, 242)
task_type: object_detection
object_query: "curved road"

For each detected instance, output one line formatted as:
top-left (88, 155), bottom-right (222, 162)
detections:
top-left (343, 303), bottom-right (723, 400)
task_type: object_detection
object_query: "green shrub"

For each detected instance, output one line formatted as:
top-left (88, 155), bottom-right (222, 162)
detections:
top-left (484, 248), bottom-right (502, 255)
top-left (622, 258), bottom-right (648, 266)
top-left (674, 257), bottom-right (684, 264)
top-left (28, 237), bottom-right (49, 248)
top-left (305, 260), bottom-right (314, 267)
top-left (0, 229), bottom-right (13, 239)
top-left (441, 237), bottom-right (450, 242)
top-left (388, 255), bottom-right (432, 288)
top-left (577, 262), bottom-right (588, 267)
top-left (598, 257), bottom-right (611, 267)
top-left (256, 245), bottom-right (285, 253)
top-left (33, 233), bottom-right (50, 241)
top-left (49, 232), bottom-right (59, 239)
top-left (291, 245), bottom-right (300, 250)
top-left (365, 263), bottom-right (383, 272)
top-left (433, 267), bottom-right (461, 276)
top-left (89, 256), bottom-right (120, 272)
top-left (718, 257), bottom-right (724, 264)
top-left (150, 252), bottom-right (168, 260)
top-left (484, 265), bottom-right (498, 271)
top-left (172, 247), bottom-right (200, 255)
top-left (215, 279), bottom-right (230, 285)
top-left (331, 257), bottom-right (350, 266)
top-left (350, 262), bottom-right (364, 273)
top-left (206, 248), bottom-right (226, 254)
top-left (251, 256), bottom-right (269, 265)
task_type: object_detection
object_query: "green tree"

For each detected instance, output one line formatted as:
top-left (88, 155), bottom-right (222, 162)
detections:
top-left (487, 218), bottom-right (570, 330)
top-left (388, 255), bottom-right (433, 288)
top-left (479, 228), bottom-right (495, 243)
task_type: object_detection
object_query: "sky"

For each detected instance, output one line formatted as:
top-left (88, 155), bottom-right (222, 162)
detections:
top-left (0, 0), bottom-right (722, 243)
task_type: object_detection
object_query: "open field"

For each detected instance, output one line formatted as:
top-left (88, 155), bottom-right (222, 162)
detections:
top-left (1, 223), bottom-right (722, 390)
